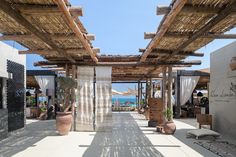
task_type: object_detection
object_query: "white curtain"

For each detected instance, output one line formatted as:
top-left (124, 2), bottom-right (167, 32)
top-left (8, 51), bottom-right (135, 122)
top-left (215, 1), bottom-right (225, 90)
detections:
top-left (76, 67), bottom-right (94, 131)
top-left (180, 76), bottom-right (200, 106)
top-left (35, 76), bottom-right (55, 96)
top-left (95, 66), bottom-right (112, 131)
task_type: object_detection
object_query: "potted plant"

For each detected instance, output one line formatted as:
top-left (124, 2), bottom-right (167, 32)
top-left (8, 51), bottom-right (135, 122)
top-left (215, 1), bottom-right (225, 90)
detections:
top-left (38, 106), bottom-right (47, 120)
top-left (163, 107), bottom-right (176, 134)
top-left (56, 76), bottom-right (77, 135)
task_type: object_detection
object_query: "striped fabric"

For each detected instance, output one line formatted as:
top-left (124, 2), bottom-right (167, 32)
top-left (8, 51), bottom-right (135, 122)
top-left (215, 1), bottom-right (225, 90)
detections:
top-left (95, 66), bottom-right (112, 131)
top-left (76, 67), bottom-right (94, 131)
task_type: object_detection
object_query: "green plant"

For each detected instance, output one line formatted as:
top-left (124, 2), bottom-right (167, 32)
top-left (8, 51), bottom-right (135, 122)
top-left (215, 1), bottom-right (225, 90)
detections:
top-left (56, 77), bottom-right (77, 112)
top-left (164, 107), bottom-right (173, 121)
top-left (40, 106), bottom-right (47, 112)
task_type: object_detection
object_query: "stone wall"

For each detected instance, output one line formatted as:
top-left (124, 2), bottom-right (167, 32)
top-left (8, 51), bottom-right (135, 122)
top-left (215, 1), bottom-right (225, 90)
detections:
top-left (0, 109), bottom-right (8, 140)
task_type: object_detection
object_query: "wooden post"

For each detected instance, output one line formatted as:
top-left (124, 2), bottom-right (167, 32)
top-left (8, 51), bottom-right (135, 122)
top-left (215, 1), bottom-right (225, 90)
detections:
top-left (138, 81), bottom-right (141, 109)
top-left (72, 65), bottom-right (76, 131)
top-left (141, 82), bottom-right (143, 106)
top-left (152, 79), bottom-right (155, 97)
top-left (167, 66), bottom-right (173, 120)
top-left (65, 64), bottom-right (69, 77)
top-left (162, 67), bottom-right (167, 110)
top-left (176, 70), bottom-right (181, 118)
top-left (149, 78), bottom-right (153, 98)
top-left (145, 79), bottom-right (148, 105)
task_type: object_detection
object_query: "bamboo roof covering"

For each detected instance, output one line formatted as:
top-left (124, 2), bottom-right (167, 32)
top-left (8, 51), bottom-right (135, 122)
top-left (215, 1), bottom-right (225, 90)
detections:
top-left (0, 0), bottom-right (98, 62)
top-left (1, 0), bottom-right (236, 81)
top-left (141, 0), bottom-right (236, 62)
top-left (27, 75), bottom-right (40, 89)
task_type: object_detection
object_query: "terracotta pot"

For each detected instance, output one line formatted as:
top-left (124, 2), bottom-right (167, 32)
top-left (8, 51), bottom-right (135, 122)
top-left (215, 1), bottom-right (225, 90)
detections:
top-left (163, 121), bottom-right (176, 134)
top-left (56, 112), bottom-right (72, 135)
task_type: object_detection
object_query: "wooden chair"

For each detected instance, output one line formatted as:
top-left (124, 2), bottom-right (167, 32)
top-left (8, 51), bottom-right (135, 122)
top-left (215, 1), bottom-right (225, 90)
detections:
top-left (194, 107), bottom-right (201, 117)
top-left (196, 114), bottom-right (212, 130)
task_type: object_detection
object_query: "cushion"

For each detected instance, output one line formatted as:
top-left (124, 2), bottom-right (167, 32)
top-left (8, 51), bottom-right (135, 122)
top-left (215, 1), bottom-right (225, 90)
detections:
top-left (186, 129), bottom-right (220, 139)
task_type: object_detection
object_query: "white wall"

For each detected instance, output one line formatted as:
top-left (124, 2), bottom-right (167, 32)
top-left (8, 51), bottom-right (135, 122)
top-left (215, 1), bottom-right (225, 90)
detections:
top-left (210, 41), bottom-right (236, 139)
top-left (0, 42), bottom-right (26, 78)
top-left (0, 42), bottom-right (26, 109)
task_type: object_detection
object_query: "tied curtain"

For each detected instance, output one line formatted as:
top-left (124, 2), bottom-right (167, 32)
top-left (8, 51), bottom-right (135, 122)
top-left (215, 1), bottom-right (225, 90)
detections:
top-left (180, 76), bottom-right (200, 106)
top-left (35, 76), bottom-right (55, 96)
top-left (35, 76), bottom-right (55, 107)
top-left (76, 67), bottom-right (94, 131)
top-left (95, 66), bottom-right (112, 131)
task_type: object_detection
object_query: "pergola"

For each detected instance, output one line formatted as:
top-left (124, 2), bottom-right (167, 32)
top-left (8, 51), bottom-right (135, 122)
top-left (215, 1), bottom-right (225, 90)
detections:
top-left (0, 0), bottom-right (236, 121)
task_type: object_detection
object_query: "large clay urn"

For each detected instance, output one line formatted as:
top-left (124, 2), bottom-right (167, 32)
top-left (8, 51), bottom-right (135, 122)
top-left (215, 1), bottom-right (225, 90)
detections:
top-left (163, 121), bottom-right (176, 134)
top-left (56, 112), bottom-right (72, 135)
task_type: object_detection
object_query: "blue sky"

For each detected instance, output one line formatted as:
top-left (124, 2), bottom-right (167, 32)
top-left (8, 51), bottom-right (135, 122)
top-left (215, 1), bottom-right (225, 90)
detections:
top-left (3, 0), bottom-right (236, 94)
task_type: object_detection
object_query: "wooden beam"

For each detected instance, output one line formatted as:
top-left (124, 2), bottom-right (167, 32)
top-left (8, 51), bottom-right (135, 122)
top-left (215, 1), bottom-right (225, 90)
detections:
top-left (0, 0), bottom-right (75, 63)
top-left (0, 34), bottom-right (96, 41)
top-left (156, 6), bottom-right (171, 15)
top-left (144, 32), bottom-right (236, 39)
top-left (140, 48), bottom-right (204, 57)
top-left (68, 7), bottom-right (83, 17)
top-left (150, 49), bottom-right (204, 57)
top-left (92, 48), bottom-right (100, 54)
top-left (171, 1), bottom-right (236, 57)
top-left (53, 0), bottom-right (98, 63)
top-left (0, 34), bottom-right (35, 41)
top-left (86, 34), bottom-right (95, 40)
top-left (157, 4), bottom-right (236, 15)
top-left (165, 32), bottom-right (236, 39)
top-left (34, 60), bottom-right (201, 67)
top-left (15, 4), bottom-right (83, 16)
top-left (140, 0), bottom-right (187, 62)
top-left (144, 32), bottom-right (156, 39)
top-left (19, 48), bottom-right (99, 55)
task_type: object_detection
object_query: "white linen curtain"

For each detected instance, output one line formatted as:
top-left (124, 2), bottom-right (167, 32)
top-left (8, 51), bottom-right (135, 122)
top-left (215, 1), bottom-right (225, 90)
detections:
top-left (76, 67), bottom-right (94, 131)
top-left (180, 76), bottom-right (200, 106)
top-left (35, 76), bottom-right (55, 96)
top-left (95, 66), bottom-right (112, 131)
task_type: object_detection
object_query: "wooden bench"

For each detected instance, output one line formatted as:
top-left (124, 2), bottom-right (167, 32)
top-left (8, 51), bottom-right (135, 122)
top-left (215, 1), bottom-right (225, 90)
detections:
top-left (196, 114), bottom-right (212, 130)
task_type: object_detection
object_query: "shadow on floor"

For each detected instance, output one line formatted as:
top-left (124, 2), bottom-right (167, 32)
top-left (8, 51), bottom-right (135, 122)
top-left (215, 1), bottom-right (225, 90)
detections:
top-left (81, 113), bottom-right (164, 157)
top-left (0, 120), bottom-right (57, 157)
top-left (173, 128), bottom-right (219, 157)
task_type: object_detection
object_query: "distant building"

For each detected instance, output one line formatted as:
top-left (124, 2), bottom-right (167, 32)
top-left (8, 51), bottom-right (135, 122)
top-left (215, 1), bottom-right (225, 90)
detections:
top-left (0, 42), bottom-right (26, 140)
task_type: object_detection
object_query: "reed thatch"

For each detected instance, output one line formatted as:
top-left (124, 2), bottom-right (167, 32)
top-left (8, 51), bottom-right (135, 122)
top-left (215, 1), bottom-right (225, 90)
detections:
top-left (1, 0), bottom-right (235, 81)
top-left (141, 0), bottom-right (236, 63)
top-left (0, 0), bottom-right (96, 62)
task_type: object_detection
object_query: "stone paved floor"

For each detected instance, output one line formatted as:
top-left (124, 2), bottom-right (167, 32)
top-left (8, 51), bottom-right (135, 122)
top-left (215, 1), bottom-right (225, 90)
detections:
top-left (0, 112), bottom-right (220, 157)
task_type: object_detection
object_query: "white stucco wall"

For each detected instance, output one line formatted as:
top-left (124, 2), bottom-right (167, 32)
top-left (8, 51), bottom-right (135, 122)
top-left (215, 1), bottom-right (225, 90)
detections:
top-left (0, 42), bottom-right (26, 109)
top-left (210, 41), bottom-right (236, 139)
top-left (0, 42), bottom-right (26, 78)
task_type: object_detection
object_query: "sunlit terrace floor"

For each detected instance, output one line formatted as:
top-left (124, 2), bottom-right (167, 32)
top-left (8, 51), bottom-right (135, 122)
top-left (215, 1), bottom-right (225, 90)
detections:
top-left (0, 112), bottom-right (225, 157)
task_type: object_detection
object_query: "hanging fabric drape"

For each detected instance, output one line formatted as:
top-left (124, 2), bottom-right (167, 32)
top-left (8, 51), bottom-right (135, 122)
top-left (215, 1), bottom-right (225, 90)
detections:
top-left (35, 76), bottom-right (55, 96)
top-left (180, 76), bottom-right (200, 106)
top-left (95, 66), bottom-right (112, 131)
top-left (76, 67), bottom-right (94, 131)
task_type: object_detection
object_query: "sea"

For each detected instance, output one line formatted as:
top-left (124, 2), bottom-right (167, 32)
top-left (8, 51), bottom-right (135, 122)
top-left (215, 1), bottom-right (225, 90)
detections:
top-left (112, 97), bottom-right (137, 107)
